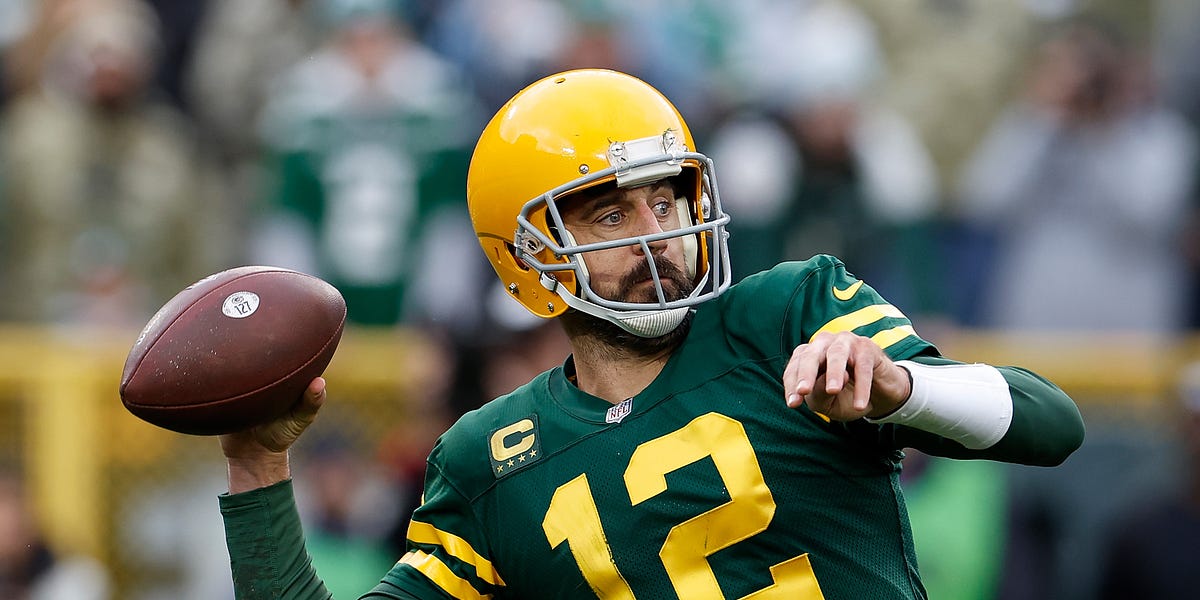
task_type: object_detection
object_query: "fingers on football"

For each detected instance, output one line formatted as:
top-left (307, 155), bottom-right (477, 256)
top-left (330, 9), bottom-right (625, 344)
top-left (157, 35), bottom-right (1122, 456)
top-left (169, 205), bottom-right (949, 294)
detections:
top-left (304, 377), bottom-right (327, 412)
top-left (254, 379), bottom-right (327, 452)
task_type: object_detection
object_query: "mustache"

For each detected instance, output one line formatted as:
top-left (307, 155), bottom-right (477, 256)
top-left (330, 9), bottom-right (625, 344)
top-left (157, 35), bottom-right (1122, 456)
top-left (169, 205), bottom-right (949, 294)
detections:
top-left (618, 256), bottom-right (694, 300)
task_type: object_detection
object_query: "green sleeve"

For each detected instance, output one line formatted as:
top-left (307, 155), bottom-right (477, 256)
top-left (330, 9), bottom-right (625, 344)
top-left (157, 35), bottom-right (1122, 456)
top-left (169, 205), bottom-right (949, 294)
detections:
top-left (220, 479), bottom-right (334, 600)
top-left (891, 356), bottom-right (1086, 466)
top-left (220, 480), bottom-right (430, 600)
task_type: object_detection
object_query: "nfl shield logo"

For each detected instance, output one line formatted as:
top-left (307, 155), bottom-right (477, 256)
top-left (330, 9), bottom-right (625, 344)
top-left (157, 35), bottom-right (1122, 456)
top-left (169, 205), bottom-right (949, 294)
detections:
top-left (606, 398), bottom-right (633, 424)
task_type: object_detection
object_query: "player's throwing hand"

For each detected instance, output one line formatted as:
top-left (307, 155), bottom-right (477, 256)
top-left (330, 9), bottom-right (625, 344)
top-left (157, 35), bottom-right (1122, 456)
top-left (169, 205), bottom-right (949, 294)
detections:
top-left (783, 332), bottom-right (913, 421)
top-left (218, 377), bottom-right (326, 495)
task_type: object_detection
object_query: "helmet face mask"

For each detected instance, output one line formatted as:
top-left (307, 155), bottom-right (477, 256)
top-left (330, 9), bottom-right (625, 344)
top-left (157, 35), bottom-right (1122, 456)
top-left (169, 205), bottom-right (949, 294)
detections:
top-left (468, 69), bottom-right (732, 338)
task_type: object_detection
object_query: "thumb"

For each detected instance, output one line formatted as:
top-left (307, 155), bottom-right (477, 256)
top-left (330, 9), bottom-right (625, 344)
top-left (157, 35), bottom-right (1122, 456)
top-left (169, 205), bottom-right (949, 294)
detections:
top-left (255, 378), bottom-right (327, 452)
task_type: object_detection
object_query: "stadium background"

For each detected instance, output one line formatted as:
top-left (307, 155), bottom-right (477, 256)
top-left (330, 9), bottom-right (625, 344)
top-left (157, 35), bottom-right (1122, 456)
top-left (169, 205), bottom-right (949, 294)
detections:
top-left (1, 0), bottom-right (1199, 598)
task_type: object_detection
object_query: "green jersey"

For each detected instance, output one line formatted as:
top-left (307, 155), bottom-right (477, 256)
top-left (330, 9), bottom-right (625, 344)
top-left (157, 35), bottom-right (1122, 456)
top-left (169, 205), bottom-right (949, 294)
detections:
top-left (221, 255), bottom-right (1084, 599)
top-left (258, 46), bottom-right (481, 325)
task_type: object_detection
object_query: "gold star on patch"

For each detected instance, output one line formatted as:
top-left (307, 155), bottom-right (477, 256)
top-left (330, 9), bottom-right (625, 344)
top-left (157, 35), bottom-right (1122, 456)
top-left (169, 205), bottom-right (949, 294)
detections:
top-left (519, 455), bottom-right (526, 462)
top-left (530, 450), bottom-right (537, 457)
top-left (507, 459), bottom-right (515, 467)
top-left (496, 465), bottom-right (504, 473)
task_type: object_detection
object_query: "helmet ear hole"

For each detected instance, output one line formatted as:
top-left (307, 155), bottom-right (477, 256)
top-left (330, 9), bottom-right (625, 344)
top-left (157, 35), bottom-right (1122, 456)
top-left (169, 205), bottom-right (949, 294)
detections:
top-left (502, 243), bottom-right (531, 271)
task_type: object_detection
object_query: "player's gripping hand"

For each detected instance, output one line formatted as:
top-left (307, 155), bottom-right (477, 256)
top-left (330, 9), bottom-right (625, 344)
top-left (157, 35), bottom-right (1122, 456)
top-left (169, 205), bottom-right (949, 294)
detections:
top-left (219, 377), bottom-right (326, 493)
top-left (782, 332), bottom-right (912, 421)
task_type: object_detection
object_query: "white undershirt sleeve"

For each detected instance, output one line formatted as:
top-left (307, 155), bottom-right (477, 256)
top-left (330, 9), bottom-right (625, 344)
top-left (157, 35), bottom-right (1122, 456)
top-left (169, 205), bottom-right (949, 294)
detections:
top-left (866, 360), bottom-right (1014, 450)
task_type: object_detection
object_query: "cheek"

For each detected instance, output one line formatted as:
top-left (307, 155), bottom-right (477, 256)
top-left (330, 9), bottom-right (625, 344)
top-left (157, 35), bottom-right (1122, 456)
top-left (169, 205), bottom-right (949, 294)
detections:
top-left (665, 237), bottom-right (688, 258)
top-left (577, 248), bottom-right (621, 278)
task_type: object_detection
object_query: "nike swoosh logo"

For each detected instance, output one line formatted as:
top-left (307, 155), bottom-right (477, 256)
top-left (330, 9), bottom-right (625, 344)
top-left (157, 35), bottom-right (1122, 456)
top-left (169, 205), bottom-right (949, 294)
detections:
top-left (832, 280), bottom-right (864, 301)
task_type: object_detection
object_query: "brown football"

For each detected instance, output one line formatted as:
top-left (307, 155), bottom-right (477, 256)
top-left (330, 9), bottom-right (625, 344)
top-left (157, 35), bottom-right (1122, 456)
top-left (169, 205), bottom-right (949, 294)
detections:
top-left (119, 266), bottom-right (346, 435)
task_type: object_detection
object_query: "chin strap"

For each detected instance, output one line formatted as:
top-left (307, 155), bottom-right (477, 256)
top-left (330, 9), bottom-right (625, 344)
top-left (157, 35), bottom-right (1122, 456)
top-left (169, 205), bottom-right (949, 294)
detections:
top-left (554, 286), bottom-right (690, 337)
top-left (609, 306), bottom-right (691, 338)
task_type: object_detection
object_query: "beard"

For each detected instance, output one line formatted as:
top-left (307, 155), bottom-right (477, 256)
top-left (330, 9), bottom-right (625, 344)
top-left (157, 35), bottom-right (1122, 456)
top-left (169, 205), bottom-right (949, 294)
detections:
top-left (560, 255), bottom-right (697, 358)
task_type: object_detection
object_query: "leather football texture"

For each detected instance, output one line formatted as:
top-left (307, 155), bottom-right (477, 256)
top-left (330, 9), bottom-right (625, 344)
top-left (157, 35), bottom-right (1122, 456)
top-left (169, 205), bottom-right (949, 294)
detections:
top-left (120, 266), bottom-right (345, 435)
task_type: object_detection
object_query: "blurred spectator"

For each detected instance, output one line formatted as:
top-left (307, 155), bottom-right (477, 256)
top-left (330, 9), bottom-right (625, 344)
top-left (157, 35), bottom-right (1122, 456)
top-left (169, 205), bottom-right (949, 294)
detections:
top-left (850, 0), bottom-right (1037, 197)
top-left (2, 0), bottom-right (74, 99)
top-left (250, 5), bottom-right (492, 553)
top-left (584, 0), bottom-right (731, 129)
top-left (1155, 0), bottom-right (1200, 330)
top-left (425, 0), bottom-right (576, 111)
top-left (141, 0), bottom-right (208, 112)
top-left (118, 466), bottom-right (235, 600)
top-left (0, 0), bottom-right (230, 326)
top-left (0, 469), bottom-right (110, 600)
top-left (186, 0), bottom-right (320, 173)
top-left (954, 22), bottom-right (1196, 599)
top-left (250, 0), bottom-right (487, 328)
top-left (853, 1), bottom-right (1154, 197)
top-left (184, 0), bottom-right (322, 257)
top-left (293, 433), bottom-right (399, 599)
top-left (1157, 0), bottom-right (1200, 125)
top-left (957, 19), bottom-right (1196, 332)
top-left (0, 0), bottom-right (34, 103)
top-left (1096, 361), bottom-right (1200, 599)
top-left (710, 0), bottom-right (944, 317)
top-left (428, 0), bottom-right (729, 125)
top-left (549, 11), bottom-right (631, 76)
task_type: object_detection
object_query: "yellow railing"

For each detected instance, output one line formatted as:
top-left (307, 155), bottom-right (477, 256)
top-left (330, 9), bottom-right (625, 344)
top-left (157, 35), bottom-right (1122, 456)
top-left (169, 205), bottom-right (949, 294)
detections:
top-left (0, 325), bottom-right (439, 586)
top-left (933, 329), bottom-right (1197, 402)
top-left (0, 325), bottom-right (1195, 595)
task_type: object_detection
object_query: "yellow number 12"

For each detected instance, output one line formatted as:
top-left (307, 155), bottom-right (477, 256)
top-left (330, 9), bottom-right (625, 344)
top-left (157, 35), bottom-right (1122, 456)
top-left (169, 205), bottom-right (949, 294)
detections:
top-left (542, 413), bottom-right (825, 599)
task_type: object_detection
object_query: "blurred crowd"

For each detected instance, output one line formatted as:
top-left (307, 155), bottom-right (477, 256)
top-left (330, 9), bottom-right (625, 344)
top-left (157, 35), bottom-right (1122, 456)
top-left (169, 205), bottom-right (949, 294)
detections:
top-left (1, 0), bottom-right (1199, 598)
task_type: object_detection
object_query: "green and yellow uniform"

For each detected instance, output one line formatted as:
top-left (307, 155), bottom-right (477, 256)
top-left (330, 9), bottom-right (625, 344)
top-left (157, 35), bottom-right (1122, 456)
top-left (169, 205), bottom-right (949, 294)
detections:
top-left (221, 255), bottom-right (1084, 599)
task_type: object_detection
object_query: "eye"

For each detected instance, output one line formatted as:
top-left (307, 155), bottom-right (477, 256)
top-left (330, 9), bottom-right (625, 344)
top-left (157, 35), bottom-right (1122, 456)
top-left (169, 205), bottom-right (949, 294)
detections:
top-left (599, 210), bottom-right (624, 226)
top-left (653, 201), bottom-right (673, 219)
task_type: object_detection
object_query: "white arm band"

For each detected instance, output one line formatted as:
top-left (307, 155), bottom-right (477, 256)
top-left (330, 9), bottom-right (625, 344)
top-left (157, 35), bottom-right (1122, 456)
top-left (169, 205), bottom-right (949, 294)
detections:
top-left (866, 360), bottom-right (1013, 450)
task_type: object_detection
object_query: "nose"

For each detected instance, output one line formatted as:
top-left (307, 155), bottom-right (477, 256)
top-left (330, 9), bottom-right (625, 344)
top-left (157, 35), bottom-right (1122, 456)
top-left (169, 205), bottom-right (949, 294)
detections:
top-left (631, 202), bottom-right (669, 255)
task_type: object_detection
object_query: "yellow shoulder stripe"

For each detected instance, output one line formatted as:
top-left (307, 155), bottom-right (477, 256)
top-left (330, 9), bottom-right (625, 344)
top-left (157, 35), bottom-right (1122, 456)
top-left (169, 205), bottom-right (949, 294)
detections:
top-left (407, 520), bottom-right (506, 586)
top-left (871, 325), bottom-right (917, 350)
top-left (809, 304), bottom-right (907, 344)
top-left (400, 550), bottom-right (491, 600)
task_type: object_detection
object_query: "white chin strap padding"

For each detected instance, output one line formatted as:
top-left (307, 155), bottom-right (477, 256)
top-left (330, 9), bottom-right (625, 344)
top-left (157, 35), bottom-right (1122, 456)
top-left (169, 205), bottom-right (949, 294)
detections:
top-left (557, 288), bottom-right (691, 338)
top-left (613, 307), bottom-right (690, 338)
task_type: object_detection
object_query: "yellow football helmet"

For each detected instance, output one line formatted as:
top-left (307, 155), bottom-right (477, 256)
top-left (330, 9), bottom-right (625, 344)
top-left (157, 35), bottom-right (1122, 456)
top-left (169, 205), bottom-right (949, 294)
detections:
top-left (467, 69), bottom-right (731, 337)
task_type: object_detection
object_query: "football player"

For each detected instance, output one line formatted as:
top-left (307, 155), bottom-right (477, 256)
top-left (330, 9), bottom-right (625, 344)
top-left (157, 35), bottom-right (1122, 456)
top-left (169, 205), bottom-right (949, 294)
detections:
top-left (218, 69), bottom-right (1085, 599)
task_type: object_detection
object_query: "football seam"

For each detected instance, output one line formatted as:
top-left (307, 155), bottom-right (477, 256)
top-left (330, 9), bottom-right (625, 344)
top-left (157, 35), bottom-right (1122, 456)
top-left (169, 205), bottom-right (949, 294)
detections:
top-left (120, 267), bottom-right (302, 398)
top-left (123, 295), bottom-right (346, 411)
